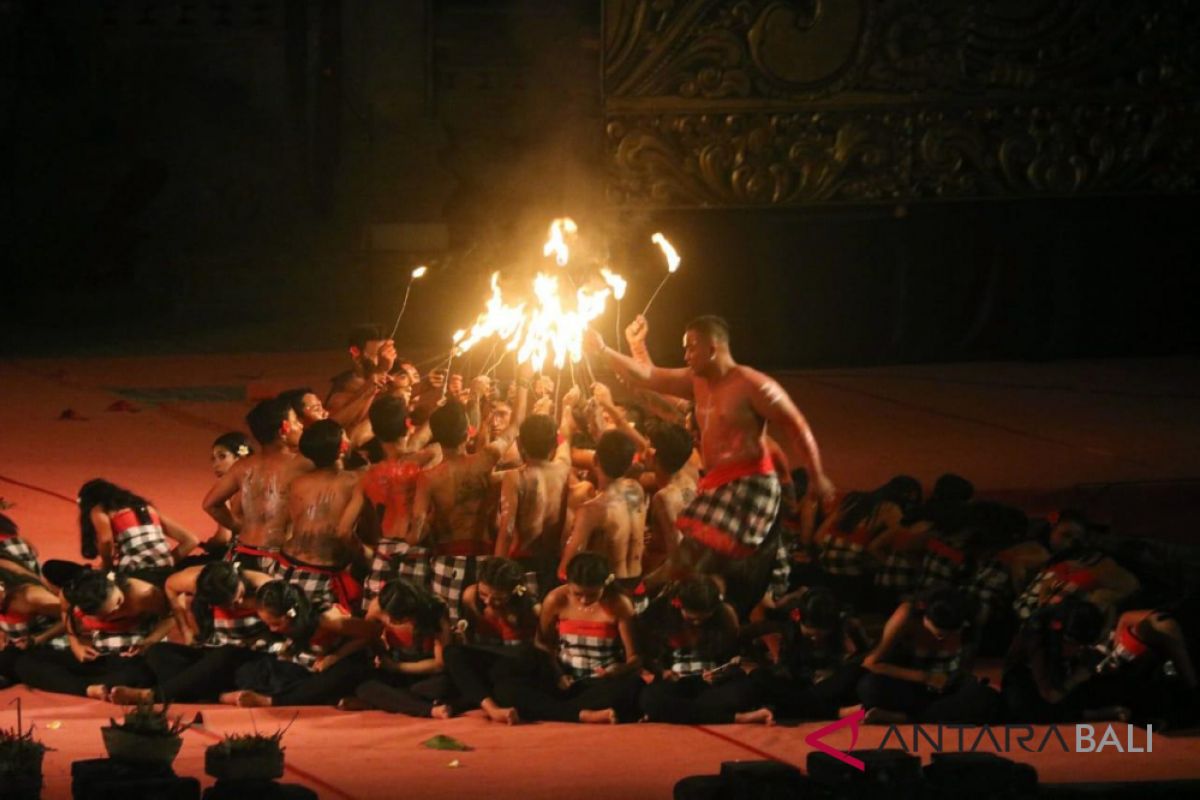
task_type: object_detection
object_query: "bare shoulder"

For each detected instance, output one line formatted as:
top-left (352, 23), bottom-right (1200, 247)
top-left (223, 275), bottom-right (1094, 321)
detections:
top-left (543, 585), bottom-right (569, 610)
top-left (606, 591), bottom-right (636, 620)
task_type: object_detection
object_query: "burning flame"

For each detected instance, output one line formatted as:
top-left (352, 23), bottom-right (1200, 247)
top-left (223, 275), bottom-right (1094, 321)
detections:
top-left (600, 267), bottom-right (627, 300)
top-left (651, 232), bottom-right (681, 273)
top-left (543, 218), bottom-right (578, 267)
top-left (411, 265), bottom-right (428, 279)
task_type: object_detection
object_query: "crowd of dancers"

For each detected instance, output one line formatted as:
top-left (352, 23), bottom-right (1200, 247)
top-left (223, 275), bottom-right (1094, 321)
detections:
top-left (1, 314), bottom-right (1197, 729)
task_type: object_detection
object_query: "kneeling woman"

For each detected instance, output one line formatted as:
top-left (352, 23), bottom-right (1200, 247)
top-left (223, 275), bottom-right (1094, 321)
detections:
top-left (221, 581), bottom-right (374, 707)
top-left (491, 553), bottom-right (641, 724)
top-left (638, 577), bottom-right (772, 725)
top-left (749, 586), bottom-right (870, 721)
top-left (110, 561), bottom-right (275, 704)
top-left (0, 565), bottom-right (65, 686)
top-left (77, 479), bottom-right (198, 574)
top-left (350, 578), bottom-right (456, 717)
top-left (857, 585), bottom-right (1000, 724)
top-left (442, 557), bottom-right (540, 722)
top-left (16, 568), bottom-right (168, 698)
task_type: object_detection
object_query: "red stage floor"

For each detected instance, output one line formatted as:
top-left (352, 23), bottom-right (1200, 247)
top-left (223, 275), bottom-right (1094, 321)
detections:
top-left (2, 352), bottom-right (1199, 797)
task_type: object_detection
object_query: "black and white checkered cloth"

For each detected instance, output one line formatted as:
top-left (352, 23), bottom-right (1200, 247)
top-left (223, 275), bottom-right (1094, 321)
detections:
top-left (225, 543), bottom-right (280, 576)
top-left (208, 606), bottom-right (271, 650)
top-left (666, 646), bottom-right (717, 678)
top-left (365, 539), bottom-right (430, 601)
top-left (73, 611), bottom-right (149, 654)
top-left (0, 535), bottom-right (41, 576)
top-left (818, 534), bottom-right (869, 577)
top-left (874, 552), bottom-right (921, 592)
top-left (904, 644), bottom-right (962, 677)
top-left (557, 622), bottom-right (624, 679)
top-left (677, 472), bottom-right (782, 558)
top-left (0, 609), bottom-right (66, 650)
top-left (429, 555), bottom-right (487, 622)
top-left (918, 552), bottom-right (966, 591)
top-left (279, 556), bottom-right (361, 613)
top-left (966, 561), bottom-right (1012, 622)
top-left (113, 510), bottom-right (174, 573)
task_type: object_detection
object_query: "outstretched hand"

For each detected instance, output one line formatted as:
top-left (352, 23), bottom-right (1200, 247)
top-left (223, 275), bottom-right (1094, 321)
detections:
top-left (625, 315), bottom-right (648, 348)
top-left (583, 328), bottom-right (605, 355)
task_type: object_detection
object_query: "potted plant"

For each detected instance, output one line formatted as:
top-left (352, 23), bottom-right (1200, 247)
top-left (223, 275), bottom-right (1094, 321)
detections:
top-left (0, 701), bottom-right (49, 800)
top-left (101, 700), bottom-right (191, 767)
top-left (204, 729), bottom-right (288, 783)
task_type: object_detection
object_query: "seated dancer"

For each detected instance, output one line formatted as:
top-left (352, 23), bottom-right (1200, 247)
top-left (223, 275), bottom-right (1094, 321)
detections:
top-left (109, 561), bottom-right (275, 704)
top-left (807, 476), bottom-right (921, 605)
top-left (326, 324), bottom-right (396, 447)
top-left (16, 568), bottom-right (166, 699)
top-left (361, 396), bottom-right (428, 600)
top-left (412, 374), bottom-right (527, 621)
top-left (638, 577), bottom-right (772, 725)
top-left (586, 315), bottom-right (833, 614)
top-left (222, 580), bottom-right (374, 708)
top-left (495, 412), bottom-right (574, 600)
top-left (78, 479), bottom-right (198, 574)
top-left (857, 585), bottom-right (1000, 724)
top-left (0, 565), bottom-right (65, 688)
top-left (203, 396), bottom-right (311, 573)
top-left (350, 578), bottom-right (456, 718)
top-left (278, 420), bottom-right (366, 611)
top-left (1002, 595), bottom-right (1125, 723)
top-left (642, 423), bottom-right (698, 577)
top-left (490, 553), bottom-right (642, 724)
top-left (869, 474), bottom-right (972, 604)
top-left (0, 512), bottom-right (46, 581)
top-left (1092, 596), bottom-right (1200, 728)
top-left (1013, 510), bottom-right (1139, 621)
top-left (441, 558), bottom-right (540, 722)
top-left (559, 430), bottom-right (647, 609)
top-left (201, 432), bottom-right (255, 559)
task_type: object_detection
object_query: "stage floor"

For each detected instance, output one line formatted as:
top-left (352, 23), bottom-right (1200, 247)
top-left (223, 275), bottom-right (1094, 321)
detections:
top-left (1, 351), bottom-right (1199, 797)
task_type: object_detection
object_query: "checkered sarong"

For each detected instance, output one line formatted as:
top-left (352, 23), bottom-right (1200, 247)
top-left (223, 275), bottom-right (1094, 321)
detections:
top-left (818, 533), bottom-right (869, 577)
top-left (0, 534), bottom-right (41, 575)
top-left (430, 553), bottom-right (488, 623)
top-left (225, 543), bottom-right (280, 576)
top-left (966, 561), bottom-right (1012, 622)
top-left (72, 610), bottom-right (149, 654)
top-left (208, 605), bottom-right (271, 650)
top-left (365, 539), bottom-right (430, 601)
top-left (557, 618), bottom-right (624, 679)
top-left (917, 538), bottom-right (968, 591)
top-left (676, 457), bottom-right (782, 559)
top-left (111, 507), bottom-right (174, 572)
top-left (1012, 561), bottom-right (1098, 620)
top-left (903, 644), bottom-right (962, 677)
top-left (875, 552), bottom-right (922, 592)
top-left (279, 554), bottom-right (362, 613)
top-left (768, 542), bottom-right (792, 599)
top-left (665, 640), bottom-right (717, 678)
top-left (0, 609), bottom-right (67, 650)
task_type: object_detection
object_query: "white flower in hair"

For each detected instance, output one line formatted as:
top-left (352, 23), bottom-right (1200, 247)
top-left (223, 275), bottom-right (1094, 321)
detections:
top-left (604, 573), bottom-right (616, 587)
top-left (286, 607), bottom-right (298, 619)
top-left (513, 584), bottom-right (528, 597)
top-left (236, 444), bottom-right (250, 457)
top-left (105, 571), bottom-right (116, 582)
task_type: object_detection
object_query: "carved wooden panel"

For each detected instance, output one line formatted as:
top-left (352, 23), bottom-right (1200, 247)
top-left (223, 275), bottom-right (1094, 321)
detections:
top-left (603, 0), bottom-right (1200, 207)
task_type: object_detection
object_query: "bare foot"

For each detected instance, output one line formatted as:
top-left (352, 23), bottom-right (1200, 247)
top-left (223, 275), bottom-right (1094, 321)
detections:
top-left (734, 708), bottom-right (775, 726)
top-left (219, 690), bottom-right (272, 708)
top-left (337, 696), bottom-right (372, 712)
top-left (482, 698), bottom-right (520, 725)
top-left (86, 684), bottom-right (108, 701)
top-left (431, 704), bottom-right (452, 720)
top-left (579, 708), bottom-right (617, 725)
top-left (108, 686), bottom-right (153, 705)
top-left (863, 707), bottom-right (908, 725)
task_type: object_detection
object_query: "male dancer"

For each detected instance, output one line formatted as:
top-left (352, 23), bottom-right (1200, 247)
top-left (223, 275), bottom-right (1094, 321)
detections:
top-left (203, 397), bottom-right (311, 573)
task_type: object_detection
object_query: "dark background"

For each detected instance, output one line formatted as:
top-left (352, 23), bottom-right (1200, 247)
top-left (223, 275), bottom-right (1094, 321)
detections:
top-left (3, 0), bottom-right (1198, 367)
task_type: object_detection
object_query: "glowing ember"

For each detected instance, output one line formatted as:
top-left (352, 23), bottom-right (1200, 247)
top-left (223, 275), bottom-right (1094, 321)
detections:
top-left (600, 267), bottom-right (627, 300)
top-left (651, 232), bottom-right (681, 273)
top-left (543, 218), bottom-right (578, 267)
top-left (411, 265), bottom-right (428, 279)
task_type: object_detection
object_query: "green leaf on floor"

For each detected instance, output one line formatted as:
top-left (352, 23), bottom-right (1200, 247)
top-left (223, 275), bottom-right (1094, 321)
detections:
top-left (422, 734), bottom-right (472, 751)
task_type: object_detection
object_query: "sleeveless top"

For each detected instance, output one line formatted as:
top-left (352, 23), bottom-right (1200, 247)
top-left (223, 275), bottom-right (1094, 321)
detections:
top-left (110, 507), bottom-right (174, 572)
top-left (556, 617), bottom-right (624, 678)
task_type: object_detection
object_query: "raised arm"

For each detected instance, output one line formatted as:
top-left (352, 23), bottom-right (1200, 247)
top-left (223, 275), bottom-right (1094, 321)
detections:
top-left (584, 329), bottom-right (693, 399)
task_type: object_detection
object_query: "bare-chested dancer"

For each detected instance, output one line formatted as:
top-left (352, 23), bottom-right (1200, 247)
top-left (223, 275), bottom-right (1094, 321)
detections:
top-left (495, 410), bottom-right (574, 599)
top-left (203, 397), bottom-right (311, 574)
top-left (585, 314), bottom-right (832, 571)
top-left (278, 420), bottom-right (366, 611)
top-left (411, 374), bottom-right (528, 621)
top-left (559, 430), bottom-right (647, 608)
top-left (643, 422), bottom-right (698, 576)
top-left (326, 324), bottom-right (396, 447)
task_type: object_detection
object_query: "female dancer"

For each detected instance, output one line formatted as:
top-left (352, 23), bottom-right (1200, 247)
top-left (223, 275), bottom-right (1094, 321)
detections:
top-left (638, 577), bottom-right (772, 724)
top-left (857, 585), bottom-right (1000, 724)
top-left (109, 561), bottom-right (275, 703)
top-left (441, 558), bottom-right (539, 722)
top-left (77, 479), bottom-right (198, 573)
top-left (350, 578), bottom-right (456, 717)
top-left (220, 580), bottom-right (373, 707)
top-left (202, 432), bottom-right (254, 558)
top-left (15, 568), bottom-right (167, 698)
top-left (747, 586), bottom-right (870, 720)
top-left (491, 553), bottom-right (642, 724)
top-left (0, 565), bottom-right (64, 686)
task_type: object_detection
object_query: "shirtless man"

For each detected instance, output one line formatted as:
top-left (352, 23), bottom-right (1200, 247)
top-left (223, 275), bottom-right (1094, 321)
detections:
top-left (361, 396), bottom-right (430, 600)
top-left (411, 374), bottom-right (528, 620)
top-left (559, 430), bottom-right (647, 609)
top-left (495, 410), bottom-right (574, 599)
top-left (203, 397), bottom-right (311, 574)
top-left (585, 314), bottom-right (833, 568)
top-left (643, 423), bottom-right (698, 576)
top-left (326, 324), bottom-right (397, 447)
top-left (278, 420), bottom-right (366, 611)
